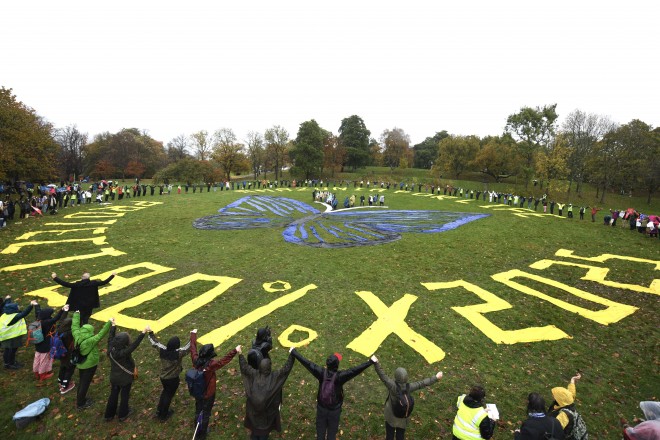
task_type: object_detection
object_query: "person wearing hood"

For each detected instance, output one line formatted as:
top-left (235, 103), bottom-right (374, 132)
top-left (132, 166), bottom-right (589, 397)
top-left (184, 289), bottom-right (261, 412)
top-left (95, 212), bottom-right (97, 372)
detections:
top-left (238, 345), bottom-right (295, 439)
top-left (290, 347), bottom-right (375, 440)
top-left (373, 356), bottom-right (443, 440)
top-left (189, 329), bottom-right (240, 440)
top-left (1, 296), bottom-right (37, 369)
top-left (104, 319), bottom-right (148, 421)
top-left (32, 302), bottom-right (68, 383)
top-left (56, 314), bottom-right (77, 394)
top-left (51, 271), bottom-right (116, 324)
top-left (622, 401), bottom-right (660, 440)
top-left (514, 392), bottom-right (564, 439)
top-left (148, 330), bottom-right (192, 421)
top-left (452, 385), bottom-right (497, 439)
top-left (548, 373), bottom-right (587, 439)
top-left (247, 326), bottom-right (273, 370)
top-left (71, 310), bottom-right (112, 410)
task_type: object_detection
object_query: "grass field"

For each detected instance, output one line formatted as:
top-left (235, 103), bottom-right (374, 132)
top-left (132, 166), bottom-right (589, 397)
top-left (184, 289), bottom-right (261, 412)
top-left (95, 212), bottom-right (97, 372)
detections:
top-left (1, 172), bottom-right (658, 439)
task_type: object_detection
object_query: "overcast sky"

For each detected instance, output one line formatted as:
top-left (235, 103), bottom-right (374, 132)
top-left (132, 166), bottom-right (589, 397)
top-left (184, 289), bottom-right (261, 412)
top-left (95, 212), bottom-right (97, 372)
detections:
top-left (2, 1), bottom-right (658, 147)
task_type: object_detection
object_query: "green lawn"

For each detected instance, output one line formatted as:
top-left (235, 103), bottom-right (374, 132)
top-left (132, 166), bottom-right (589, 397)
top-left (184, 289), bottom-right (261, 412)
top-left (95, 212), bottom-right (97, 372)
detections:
top-left (1, 176), bottom-right (658, 439)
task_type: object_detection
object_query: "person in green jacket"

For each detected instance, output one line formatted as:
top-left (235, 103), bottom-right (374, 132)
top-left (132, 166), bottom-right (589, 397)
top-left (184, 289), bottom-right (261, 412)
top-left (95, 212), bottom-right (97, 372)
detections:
top-left (71, 310), bottom-right (111, 410)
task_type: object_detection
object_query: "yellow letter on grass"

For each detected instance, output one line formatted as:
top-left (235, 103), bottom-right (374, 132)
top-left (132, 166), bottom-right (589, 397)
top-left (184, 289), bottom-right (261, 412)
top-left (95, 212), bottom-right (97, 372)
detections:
top-left (346, 291), bottom-right (445, 363)
top-left (421, 280), bottom-right (569, 344)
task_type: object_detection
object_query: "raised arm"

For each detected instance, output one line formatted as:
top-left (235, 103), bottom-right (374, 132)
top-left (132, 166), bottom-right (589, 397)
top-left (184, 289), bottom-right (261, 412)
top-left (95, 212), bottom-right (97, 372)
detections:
top-left (95, 273), bottom-right (116, 287)
top-left (338, 358), bottom-right (375, 384)
top-left (51, 273), bottom-right (75, 288)
top-left (291, 348), bottom-right (323, 379)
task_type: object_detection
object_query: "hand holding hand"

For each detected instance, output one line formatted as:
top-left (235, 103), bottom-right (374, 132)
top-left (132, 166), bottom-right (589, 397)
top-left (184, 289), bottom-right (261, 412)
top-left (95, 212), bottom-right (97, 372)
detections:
top-left (436, 371), bottom-right (443, 380)
top-left (51, 272), bottom-right (56, 279)
top-left (110, 317), bottom-right (115, 326)
top-left (289, 346), bottom-right (295, 353)
top-left (63, 304), bottom-right (70, 312)
top-left (143, 325), bottom-right (150, 333)
top-left (5, 295), bottom-right (10, 300)
top-left (191, 329), bottom-right (197, 334)
top-left (30, 300), bottom-right (38, 305)
top-left (236, 345), bottom-right (242, 354)
top-left (112, 272), bottom-right (117, 276)
top-left (370, 355), bottom-right (378, 363)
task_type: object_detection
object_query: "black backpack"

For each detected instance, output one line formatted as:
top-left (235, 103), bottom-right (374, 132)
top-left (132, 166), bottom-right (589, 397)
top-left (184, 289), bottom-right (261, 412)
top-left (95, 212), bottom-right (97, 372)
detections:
top-left (390, 383), bottom-right (415, 418)
top-left (319, 369), bottom-right (338, 407)
top-left (185, 368), bottom-right (207, 399)
top-left (70, 342), bottom-right (87, 365)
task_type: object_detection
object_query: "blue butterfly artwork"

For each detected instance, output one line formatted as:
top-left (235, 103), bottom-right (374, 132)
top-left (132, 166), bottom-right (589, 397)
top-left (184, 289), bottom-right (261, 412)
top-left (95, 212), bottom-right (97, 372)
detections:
top-left (193, 195), bottom-right (489, 248)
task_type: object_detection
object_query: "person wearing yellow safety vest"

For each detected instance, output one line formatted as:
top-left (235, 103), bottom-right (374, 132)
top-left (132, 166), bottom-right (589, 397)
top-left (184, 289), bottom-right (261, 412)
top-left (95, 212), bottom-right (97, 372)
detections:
top-left (1, 296), bottom-right (38, 369)
top-left (452, 385), bottom-right (497, 439)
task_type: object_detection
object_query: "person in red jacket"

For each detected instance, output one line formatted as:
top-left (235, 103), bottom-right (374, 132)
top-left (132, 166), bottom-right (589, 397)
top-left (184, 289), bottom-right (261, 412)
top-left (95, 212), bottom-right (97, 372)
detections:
top-left (189, 329), bottom-right (240, 440)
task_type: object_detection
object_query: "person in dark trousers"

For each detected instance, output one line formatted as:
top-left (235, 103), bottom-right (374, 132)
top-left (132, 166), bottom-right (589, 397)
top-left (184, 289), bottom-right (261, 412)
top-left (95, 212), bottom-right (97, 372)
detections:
top-left (189, 329), bottom-right (239, 440)
top-left (514, 392), bottom-right (564, 439)
top-left (1, 296), bottom-right (37, 369)
top-left (373, 356), bottom-right (443, 440)
top-left (56, 316), bottom-right (77, 394)
top-left (71, 310), bottom-right (112, 410)
top-left (104, 319), bottom-right (147, 422)
top-left (148, 330), bottom-right (191, 421)
top-left (290, 347), bottom-right (375, 440)
top-left (51, 271), bottom-right (116, 324)
top-left (238, 345), bottom-right (295, 440)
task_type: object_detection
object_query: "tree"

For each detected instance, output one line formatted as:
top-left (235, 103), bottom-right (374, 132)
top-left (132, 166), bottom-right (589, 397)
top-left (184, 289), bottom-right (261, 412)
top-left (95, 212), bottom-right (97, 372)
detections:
top-left (166, 134), bottom-right (190, 162)
top-left (190, 130), bottom-right (212, 161)
top-left (289, 119), bottom-right (325, 180)
top-left (322, 133), bottom-right (342, 177)
top-left (505, 104), bottom-right (558, 184)
top-left (435, 135), bottom-right (479, 177)
top-left (245, 131), bottom-right (264, 178)
top-left (338, 115), bottom-right (371, 170)
top-left (124, 160), bottom-right (146, 179)
top-left (381, 128), bottom-right (411, 170)
top-left (153, 157), bottom-right (216, 184)
top-left (535, 134), bottom-right (570, 197)
top-left (413, 131), bottom-right (449, 169)
top-left (472, 134), bottom-right (520, 182)
top-left (264, 125), bottom-right (289, 181)
top-left (561, 110), bottom-right (612, 195)
top-left (54, 124), bottom-right (87, 181)
top-left (0, 87), bottom-right (58, 182)
top-left (212, 128), bottom-right (245, 181)
top-left (369, 138), bottom-right (382, 167)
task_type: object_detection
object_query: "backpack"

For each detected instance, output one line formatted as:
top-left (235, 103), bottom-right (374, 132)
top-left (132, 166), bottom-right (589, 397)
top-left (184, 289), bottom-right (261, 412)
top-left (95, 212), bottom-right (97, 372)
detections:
top-left (70, 342), bottom-right (87, 365)
top-left (25, 321), bottom-right (44, 346)
top-left (390, 383), bottom-right (415, 418)
top-left (319, 369), bottom-right (338, 407)
top-left (562, 407), bottom-right (588, 440)
top-left (247, 347), bottom-right (264, 370)
top-left (49, 331), bottom-right (67, 360)
top-left (185, 368), bottom-right (207, 399)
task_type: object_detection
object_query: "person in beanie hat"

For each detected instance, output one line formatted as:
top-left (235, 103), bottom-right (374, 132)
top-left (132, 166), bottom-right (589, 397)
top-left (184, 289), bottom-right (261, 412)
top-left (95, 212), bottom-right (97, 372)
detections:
top-left (189, 329), bottom-right (240, 440)
top-left (147, 330), bottom-right (191, 421)
top-left (290, 347), bottom-right (375, 440)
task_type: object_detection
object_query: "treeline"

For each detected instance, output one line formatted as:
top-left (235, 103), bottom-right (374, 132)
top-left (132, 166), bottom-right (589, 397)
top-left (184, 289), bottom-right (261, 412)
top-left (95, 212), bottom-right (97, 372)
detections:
top-left (1, 86), bottom-right (658, 203)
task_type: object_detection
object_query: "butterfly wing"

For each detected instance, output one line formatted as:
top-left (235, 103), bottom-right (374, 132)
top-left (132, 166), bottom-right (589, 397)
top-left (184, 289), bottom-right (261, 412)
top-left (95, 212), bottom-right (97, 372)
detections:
top-left (283, 209), bottom-right (489, 248)
top-left (193, 195), bottom-right (320, 230)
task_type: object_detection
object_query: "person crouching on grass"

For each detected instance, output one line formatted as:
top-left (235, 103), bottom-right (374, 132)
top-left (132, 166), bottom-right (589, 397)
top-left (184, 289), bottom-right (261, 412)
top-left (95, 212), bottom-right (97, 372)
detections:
top-left (104, 319), bottom-right (148, 422)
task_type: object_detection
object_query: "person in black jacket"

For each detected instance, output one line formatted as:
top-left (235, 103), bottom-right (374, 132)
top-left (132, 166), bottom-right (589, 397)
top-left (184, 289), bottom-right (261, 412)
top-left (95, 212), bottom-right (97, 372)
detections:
top-left (31, 303), bottom-right (68, 382)
top-left (147, 330), bottom-right (191, 421)
top-left (103, 319), bottom-right (147, 422)
top-left (290, 347), bottom-right (375, 440)
top-left (51, 271), bottom-right (116, 324)
top-left (514, 392), bottom-right (564, 439)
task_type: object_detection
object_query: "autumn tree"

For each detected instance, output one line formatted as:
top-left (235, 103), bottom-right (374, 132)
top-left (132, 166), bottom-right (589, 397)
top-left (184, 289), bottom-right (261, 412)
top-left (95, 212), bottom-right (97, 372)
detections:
top-left (154, 158), bottom-right (216, 184)
top-left (54, 124), bottom-right (87, 181)
top-left (212, 128), bottom-right (246, 181)
top-left (338, 115), bottom-right (371, 170)
top-left (124, 160), bottom-right (146, 179)
top-left (322, 132), bottom-right (342, 177)
top-left (369, 138), bottom-right (383, 167)
top-left (190, 130), bottom-right (212, 161)
top-left (264, 125), bottom-right (289, 181)
top-left (413, 131), bottom-right (449, 169)
top-left (535, 134), bottom-right (570, 197)
top-left (505, 104), bottom-right (558, 185)
top-left (381, 127), bottom-right (411, 170)
top-left (0, 87), bottom-right (58, 182)
top-left (289, 119), bottom-right (325, 180)
top-left (245, 131), bottom-right (264, 178)
top-left (472, 134), bottom-right (520, 182)
top-left (435, 135), bottom-right (479, 177)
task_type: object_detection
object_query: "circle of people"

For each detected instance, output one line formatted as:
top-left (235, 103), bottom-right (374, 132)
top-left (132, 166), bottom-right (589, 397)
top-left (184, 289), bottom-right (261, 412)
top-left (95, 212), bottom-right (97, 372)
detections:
top-left (7, 273), bottom-right (658, 439)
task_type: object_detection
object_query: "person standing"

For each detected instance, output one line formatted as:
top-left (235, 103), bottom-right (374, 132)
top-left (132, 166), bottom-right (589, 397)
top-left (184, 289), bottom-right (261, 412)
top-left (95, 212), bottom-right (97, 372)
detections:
top-left (290, 347), bottom-right (375, 440)
top-left (238, 345), bottom-right (295, 440)
top-left (32, 303), bottom-right (68, 383)
top-left (451, 385), bottom-right (497, 439)
top-left (147, 330), bottom-right (191, 421)
top-left (1, 296), bottom-right (37, 369)
top-left (189, 329), bottom-right (239, 440)
top-left (51, 271), bottom-right (116, 324)
top-left (71, 310), bottom-right (112, 410)
top-left (104, 320), bottom-right (147, 422)
top-left (373, 356), bottom-right (443, 440)
top-left (514, 392), bottom-right (564, 439)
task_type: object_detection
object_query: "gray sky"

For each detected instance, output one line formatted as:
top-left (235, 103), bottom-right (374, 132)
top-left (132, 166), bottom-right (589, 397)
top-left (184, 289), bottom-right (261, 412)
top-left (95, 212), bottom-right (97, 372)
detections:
top-left (2, 0), bottom-right (658, 147)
